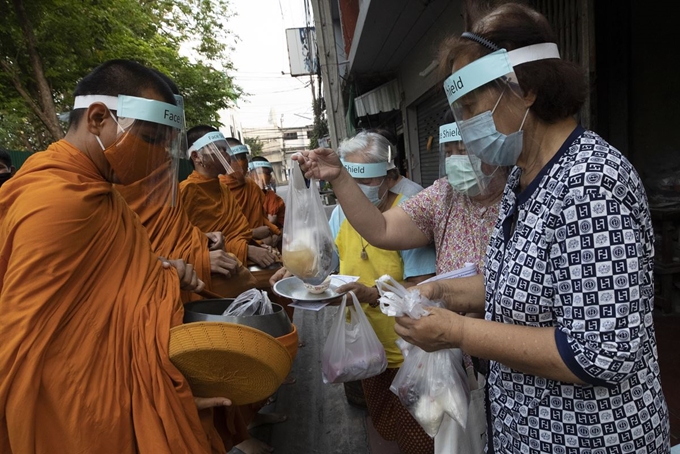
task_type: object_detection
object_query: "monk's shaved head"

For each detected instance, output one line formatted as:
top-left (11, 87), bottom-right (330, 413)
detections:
top-left (69, 59), bottom-right (176, 130)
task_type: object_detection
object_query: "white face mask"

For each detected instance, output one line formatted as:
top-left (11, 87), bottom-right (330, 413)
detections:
top-left (445, 155), bottom-right (480, 196)
top-left (357, 178), bottom-right (386, 205)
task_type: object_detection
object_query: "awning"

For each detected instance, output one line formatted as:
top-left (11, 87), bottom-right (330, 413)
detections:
top-left (354, 79), bottom-right (400, 117)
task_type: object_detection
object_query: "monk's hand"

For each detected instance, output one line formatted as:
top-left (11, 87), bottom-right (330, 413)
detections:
top-left (252, 225), bottom-right (272, 240)
top-left (161, 259), bottom-right (205, 293)
top-left (205, 232), bottom-right (224, 251)
top-left (269, 266), bottom-right (292, 286)
top-left (336, 282), bottom-right (379, 307)
top-left (195, 396), bottom-right (231, 411)
top-left (248, 245), bottom-right (278, 268)
top-left (292, 149), bottom-right (343, 182)
top-left (394, 306), bottom-right (463, 353)
top-left (209, 250), bottom-right (239, 278)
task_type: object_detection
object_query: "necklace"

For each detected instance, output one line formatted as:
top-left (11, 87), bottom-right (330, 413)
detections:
top-left (359, 236), bottom-right (369, 260)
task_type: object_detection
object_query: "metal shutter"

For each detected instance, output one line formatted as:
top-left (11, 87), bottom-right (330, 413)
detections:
top-left (416, 92), bottom-right (450, 188)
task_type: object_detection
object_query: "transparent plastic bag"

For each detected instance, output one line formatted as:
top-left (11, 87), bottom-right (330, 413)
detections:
top-left (321, 291), bottom-right (387, 383)
top-left (376, 274), bottom-right (470, 438)
top-left (222, 288), bottom-right (273, 316)
top-left (390, 346), bottom-right (470, 438)
top-left (282, 159), bottom-right (337, 284)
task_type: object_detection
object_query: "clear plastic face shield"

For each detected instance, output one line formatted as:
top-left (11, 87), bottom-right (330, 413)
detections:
top-left (73, 94), bottom-right (184, 206)
top-left (229, 145), bottom-right (251, 176)
top-left (341, 159), bottom-right (388, 206)
top-left (444, 42), bottom-right (561, 174)
top-left (188, 131), bottom-right (236, 176)
top-left (249, 161), bottom-right (277, 191)
top-left (438, 122), bottom-right (482, 196)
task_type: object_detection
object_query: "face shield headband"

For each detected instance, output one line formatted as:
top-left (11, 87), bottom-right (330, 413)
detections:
top-left (188, 131), bottom-right (235, 175)
top-left (249, 160), bottom-right (276, 190)
top-left (443, 43), bottom-right (560, 167)
top-left (73, 94), bottom-right (184, 206)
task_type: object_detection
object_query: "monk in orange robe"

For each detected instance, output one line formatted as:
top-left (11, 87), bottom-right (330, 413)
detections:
top-left (0, 60), bottom-right (228, 454)
top-left (219, 141), bottom-right (280, 248)
top-left (249, 156), bottom-right (285, 229)
top-left (116, 178), bottom-right (257, 301)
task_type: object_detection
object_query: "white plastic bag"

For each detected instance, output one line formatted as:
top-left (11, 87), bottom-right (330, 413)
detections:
top-left (390, 346), bottom-right (470, 438)
top-left (376, 274), bottom-right (471, 438)
top-left (222, 289), bottom-right (273, 316)
top-left (281, 159), bottom-right (336, 282)
top-left (321, 291), bottom-right (387, 383)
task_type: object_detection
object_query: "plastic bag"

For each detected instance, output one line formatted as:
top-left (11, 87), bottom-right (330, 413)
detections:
top-left (390, 346), bottom-right (470, 438)
top-left (282, 159), bottom-right (337, 283)
top-left (376, 274), bottom-right (470, 438)
top-left (321, 291), bottom-right (387, 383)
top-left (222, 288), bottom-right (273, 316)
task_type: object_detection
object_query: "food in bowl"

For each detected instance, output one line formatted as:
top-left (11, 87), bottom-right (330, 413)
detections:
top-left (303, 275), bottom-right (332, 294)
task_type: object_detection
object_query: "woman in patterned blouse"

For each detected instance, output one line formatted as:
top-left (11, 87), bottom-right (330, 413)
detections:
top-left (393, 3), bottom-right (670, 454)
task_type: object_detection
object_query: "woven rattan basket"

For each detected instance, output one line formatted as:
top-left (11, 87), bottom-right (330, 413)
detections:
top-left (169, 322), bottom-right (292, 405)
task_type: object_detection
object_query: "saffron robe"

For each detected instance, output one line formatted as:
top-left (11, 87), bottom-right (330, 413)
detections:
top-left (0, 140), bottom-right (223, 453)
top-left (219, 174), bottom-right (281, 235)
top-left (263, 189), bottom-right (285, 229)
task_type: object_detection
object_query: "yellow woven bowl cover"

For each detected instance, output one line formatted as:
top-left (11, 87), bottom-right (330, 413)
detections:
top-left (169, 322), bottom-right (293, 405)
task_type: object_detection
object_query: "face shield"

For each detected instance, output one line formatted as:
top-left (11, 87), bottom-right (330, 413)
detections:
top-left (249, 161), bottom-right (277, 191)
top-left (74, 94), bottom-right (184, 206)
top-left (438, 122), bottom-right (481, 196)
top-left (188, 131), bottom-right (236, 176)
top-left (229, 145), bottom-right (251, 175)
top-left (444, 43), bottom-right (560, 169)
top-left (341, 159), bottom-right (388, 206)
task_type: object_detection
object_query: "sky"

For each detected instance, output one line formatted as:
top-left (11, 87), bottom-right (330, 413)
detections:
top-left (224, 0), bottom-right (316, 129)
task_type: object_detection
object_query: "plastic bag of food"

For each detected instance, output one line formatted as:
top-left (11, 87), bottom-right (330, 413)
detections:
top-left (322, 291), bottom-right (387, 383)
top-left (281, 159), bottom-right (337, 283)
top-left (222, 288), bottom-right (273, 316)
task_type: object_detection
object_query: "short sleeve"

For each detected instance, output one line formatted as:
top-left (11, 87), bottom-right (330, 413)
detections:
top-left (399, 182), bottom-right (442, 242)
top-left (399, 244), bottom-right (436, 280)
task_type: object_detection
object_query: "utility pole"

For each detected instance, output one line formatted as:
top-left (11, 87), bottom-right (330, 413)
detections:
top-left (309, 0), bottom-right (346, 148)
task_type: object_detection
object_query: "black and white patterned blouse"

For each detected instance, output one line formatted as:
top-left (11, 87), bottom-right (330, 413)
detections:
top-left (484, 126), bottom-right (670, 453)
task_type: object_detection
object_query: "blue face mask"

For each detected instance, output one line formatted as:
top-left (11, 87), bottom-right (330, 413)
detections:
top-left (457, 90), bottom-right (529, 167)
top-left (445, 155), bottom-right (480, 196)
top-left (357, 178), bottom-right (386, 205)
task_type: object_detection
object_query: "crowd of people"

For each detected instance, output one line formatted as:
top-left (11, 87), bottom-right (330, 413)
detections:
top-left (0, 2), bottom-right (671, 454)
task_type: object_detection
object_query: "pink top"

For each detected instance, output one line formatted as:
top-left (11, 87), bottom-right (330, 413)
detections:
top-left (399, 178), bottom-right (499, 275)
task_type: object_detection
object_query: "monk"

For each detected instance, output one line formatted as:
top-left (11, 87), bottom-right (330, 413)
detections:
top-left (219, 138), bottom-right (281, 248)
top-left (180, 126), bottom-right (279, 273)
top-left (0, 59), bottom-right (229, 454)
top-left (249, 156), bottom-right (285, 230)
top-left (115, 76), bottom-right (256, 301)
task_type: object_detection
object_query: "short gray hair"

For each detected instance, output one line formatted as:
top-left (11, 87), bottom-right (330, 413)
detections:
top-left (337, 131), bottom-right (393, 164)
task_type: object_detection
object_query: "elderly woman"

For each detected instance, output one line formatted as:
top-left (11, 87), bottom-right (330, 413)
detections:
top-left (387, 3), bottom-right (669, 454)
top-left (292, 123), bottom-right (505, 452)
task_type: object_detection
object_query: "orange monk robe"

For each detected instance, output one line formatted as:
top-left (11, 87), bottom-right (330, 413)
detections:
top-left (179, 171), bottom-right (252, 265)
top-left (0, 140), bottom-right (223, 454)
top-left (219, 174), bottom-right (281, 235)
top-left (263, 189), bottom-right (286, 229)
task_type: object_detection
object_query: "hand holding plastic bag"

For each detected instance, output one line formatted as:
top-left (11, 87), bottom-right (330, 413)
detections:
top-left (322, 291), bottom-right (387, 383)
top-left (376, 275), bottom-right (470, 438)
top-left (222, 288), bottom-right (273, 316)
top-left (282, 159), bottom-right (337, 284)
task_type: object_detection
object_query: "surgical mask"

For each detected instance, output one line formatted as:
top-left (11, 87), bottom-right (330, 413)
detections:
top-left (445, 155), bottom-right (480, 196)
top-left (358, 179), bottom-right (385, 205)
top-left (457, 90), bottom-right (529, 167)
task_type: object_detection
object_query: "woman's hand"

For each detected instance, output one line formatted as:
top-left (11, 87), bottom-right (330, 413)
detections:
top-left (269, 266), bottom-right (292, 286)
top-left (195, 396), bottom-right (231, 411)
top-left (292, 148), bottom-right (343, 182)
top-left (394, 306), bottom-right (463, 352)
top-left (336, 282), bottom-right (379, 307)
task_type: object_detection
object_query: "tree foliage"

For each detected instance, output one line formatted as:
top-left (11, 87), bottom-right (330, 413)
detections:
top-left (244, 136), bottom-right (263, 157)
top-left (0, 0), bottom-right (242, 151)
top-left (308, 97), bottom-right (329, 149)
